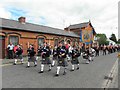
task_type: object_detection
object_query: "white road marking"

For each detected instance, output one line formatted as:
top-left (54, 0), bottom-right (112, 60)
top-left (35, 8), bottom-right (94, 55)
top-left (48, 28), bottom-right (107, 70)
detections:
top-left (102, 58), bottom-right (118, 89)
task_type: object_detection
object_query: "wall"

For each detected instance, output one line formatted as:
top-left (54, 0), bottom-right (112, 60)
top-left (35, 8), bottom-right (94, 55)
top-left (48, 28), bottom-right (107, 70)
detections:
top-left (0, 29), bottom-right (79, 57)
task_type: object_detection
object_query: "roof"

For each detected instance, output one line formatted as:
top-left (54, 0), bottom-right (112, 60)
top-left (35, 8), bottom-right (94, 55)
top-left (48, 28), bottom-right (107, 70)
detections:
top-left (0, 18), bottom-right (79, 38)
top-left (67, 22), bottom-right (89, 29)
top-left (66, 22), bottom-right (96, 35)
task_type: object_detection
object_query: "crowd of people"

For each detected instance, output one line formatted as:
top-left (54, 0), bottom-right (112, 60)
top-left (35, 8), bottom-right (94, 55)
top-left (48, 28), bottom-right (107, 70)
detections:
top-left (7, 42), bottom-right (120, 77)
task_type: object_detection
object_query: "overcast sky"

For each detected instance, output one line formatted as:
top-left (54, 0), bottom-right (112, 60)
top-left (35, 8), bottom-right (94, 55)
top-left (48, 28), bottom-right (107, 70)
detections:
top-left (0, 0), bottom-right (119, 39)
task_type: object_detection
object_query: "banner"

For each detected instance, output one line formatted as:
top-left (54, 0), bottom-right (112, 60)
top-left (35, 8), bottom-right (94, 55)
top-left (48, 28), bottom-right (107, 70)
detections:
top-left (80, 29), bottom-right (93, 44)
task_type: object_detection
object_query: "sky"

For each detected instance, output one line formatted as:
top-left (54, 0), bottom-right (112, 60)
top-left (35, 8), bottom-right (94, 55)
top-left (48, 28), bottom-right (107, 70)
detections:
top-left (0, 0), bottom-right (119, 39)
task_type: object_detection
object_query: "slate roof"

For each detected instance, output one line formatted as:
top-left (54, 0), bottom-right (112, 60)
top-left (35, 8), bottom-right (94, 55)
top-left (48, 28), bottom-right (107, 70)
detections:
top-left (0, 18), bottom-right (79, 38)
top-left (67, 22), bottom-right (89, 29)
top-left (66, 22), bottom-right (96, 35)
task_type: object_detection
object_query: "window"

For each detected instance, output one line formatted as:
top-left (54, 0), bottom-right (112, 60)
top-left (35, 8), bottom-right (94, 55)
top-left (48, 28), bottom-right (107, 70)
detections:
top-left (38, 38), bottom-right (44, 47)
top-left (67, 40), bottom-right (70, 44)
top-left (54, 39), bottom-right (58, 46)
top-left (61, 40), bottom-right (64, 45)
top-left (9, 36), bottom-right (19, 45)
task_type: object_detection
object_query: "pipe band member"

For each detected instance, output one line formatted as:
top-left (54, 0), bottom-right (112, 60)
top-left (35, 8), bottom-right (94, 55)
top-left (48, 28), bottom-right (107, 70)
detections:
top-left (52, 45), bottom-right (58, 67)
top-left (82, 47), bottom-right (90, 64)
top-left (13, 45), bottom-right (23, 65)
top-left (70, 46), bottom-right (80, 71)
top-left (55, 42), bottom-right (68, 77)
top-left (26, 45), bottom-right (37, 68)
top-left (37, 46), bottom-right (43, 61)
top-left (39, 42), bottom-right (52, 73)
top-left (89, 47), bottom-right (95, 61)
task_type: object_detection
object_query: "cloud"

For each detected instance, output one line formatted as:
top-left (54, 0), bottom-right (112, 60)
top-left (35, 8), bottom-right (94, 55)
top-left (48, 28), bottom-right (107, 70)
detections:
top-left (0, 4), bottom-right (11, 19)
top-left (0, 0), bottom-right (119, 39)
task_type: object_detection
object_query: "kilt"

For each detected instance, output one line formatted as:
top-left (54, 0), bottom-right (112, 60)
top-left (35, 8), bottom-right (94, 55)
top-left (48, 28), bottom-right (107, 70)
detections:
top-left (57, 57), bottom-right (68, 67)
top-left (90, 54), bottom-right (94, 57)
top-left (14, 54), bottom-right (23, 59)
top-left (41, 57), bottom-right (51, 64)
top-left (71, 57), bottom-right (79, 64)
top-left (53, 56), bottom-right (58, 60)
top-left (82, 52), bottom-right (89, 59)
top-left (28, 56), bottom-right (37, 62)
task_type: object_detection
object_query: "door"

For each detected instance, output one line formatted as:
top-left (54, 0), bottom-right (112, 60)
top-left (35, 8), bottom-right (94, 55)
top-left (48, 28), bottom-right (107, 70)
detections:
top-left (0, 36), bottom-right (5, 59)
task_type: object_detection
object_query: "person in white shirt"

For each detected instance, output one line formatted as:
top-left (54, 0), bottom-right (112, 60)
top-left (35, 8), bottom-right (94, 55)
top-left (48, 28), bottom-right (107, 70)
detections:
top-left (7, 42), bottom-right (14, 59)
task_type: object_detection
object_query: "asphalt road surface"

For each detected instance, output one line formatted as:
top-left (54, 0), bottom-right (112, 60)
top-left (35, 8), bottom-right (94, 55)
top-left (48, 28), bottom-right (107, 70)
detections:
top-left (2, 52), bottom-right (118, 88)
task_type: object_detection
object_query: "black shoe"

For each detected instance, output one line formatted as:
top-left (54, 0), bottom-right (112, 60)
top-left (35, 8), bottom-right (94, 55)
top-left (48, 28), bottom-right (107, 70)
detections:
top-left (51, 65), bottom-right (54, 67)
top-left (39, 71), bottom-right (44, 73)
top-left (13, 63), bottom-right (16, 65)
top-left (48, 69), bottom-right (51, 71)
top-left (63, 72), bottom-right (66, 75)
top-left (76, 67), bottom-right (79, 70)
top-left (26, 66), bottom-right (30, 68)
top-left (34, 65), bottom-right (37, 67)
top-left (55, 74), bottom-right (59, 77)
top-left (70, 69), bottom-right (74, 71)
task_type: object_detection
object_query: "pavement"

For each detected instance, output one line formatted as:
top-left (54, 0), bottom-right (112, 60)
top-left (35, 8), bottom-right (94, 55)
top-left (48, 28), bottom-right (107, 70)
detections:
top-left (1, 52), bottom-right (119, 88)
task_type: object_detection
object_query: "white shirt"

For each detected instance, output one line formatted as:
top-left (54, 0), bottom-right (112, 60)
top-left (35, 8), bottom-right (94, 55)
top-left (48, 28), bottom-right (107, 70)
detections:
top-left (7, 44), bottom-right (14, 50)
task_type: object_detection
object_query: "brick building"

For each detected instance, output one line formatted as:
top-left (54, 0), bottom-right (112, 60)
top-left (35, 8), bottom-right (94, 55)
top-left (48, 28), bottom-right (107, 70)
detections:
top-left (0, 17), bottom-right (96, 59)
top-left (65, 21), bottom-right (96, 45)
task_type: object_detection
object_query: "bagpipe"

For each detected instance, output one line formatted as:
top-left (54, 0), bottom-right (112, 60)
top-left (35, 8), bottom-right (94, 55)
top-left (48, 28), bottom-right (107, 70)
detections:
top-left (53, 50), bottom-right (57, 57)
top-left (41, 47), bottom-right (50, 58)
top-left (72, 49), bottom-right (80, 58)
top-left (58, 49), bottom-right (66, 58)
top-left (82, 52), bottom-right (89, 59)
top-left (41, 51), bottom-right (46, 58)
top-left (89, 48), bottom-right (95, 57)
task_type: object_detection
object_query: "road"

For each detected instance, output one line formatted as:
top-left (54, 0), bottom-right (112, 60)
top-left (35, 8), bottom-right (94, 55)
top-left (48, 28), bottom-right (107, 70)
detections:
top-left (2, 52), bottom-right (118, 88)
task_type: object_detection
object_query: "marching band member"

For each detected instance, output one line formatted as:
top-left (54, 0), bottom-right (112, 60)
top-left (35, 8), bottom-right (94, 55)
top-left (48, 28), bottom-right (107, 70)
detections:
top-left (39, 42), bottom-right (52, 73)
top-left (70, 45), bottom-right (80, 71)
top-left (103, 45), bottom-right (107, 55)
top-left (13, 44), bottom-right (23, 65)
top-left (26, 45), bottom-right (37, 68)
top-left (55, 42), bottom-right (67, 76)
top-left (52, 45), bottom-right (58, 67)
top-left (89, 47), bottom-right (96, 61)
top-left (82, 46), bottom-right (90, 64)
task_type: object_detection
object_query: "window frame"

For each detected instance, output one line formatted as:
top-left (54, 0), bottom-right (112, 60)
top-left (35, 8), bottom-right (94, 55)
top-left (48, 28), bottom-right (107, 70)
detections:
top-left (9, 35), bottom-right (19, 45)
top-left (38, 38), bottom-right (44, 47)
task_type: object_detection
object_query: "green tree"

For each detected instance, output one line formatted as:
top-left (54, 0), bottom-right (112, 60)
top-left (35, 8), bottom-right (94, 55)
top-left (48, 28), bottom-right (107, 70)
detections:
top-left (109, 33), bottom-right (117, 43)
top-left (95, 34), bottom-right (109, 45)
top-left (118, 39), bottom-right (120, 44)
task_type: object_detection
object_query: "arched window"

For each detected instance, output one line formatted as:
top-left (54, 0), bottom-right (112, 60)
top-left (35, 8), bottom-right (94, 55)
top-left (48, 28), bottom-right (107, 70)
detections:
top-left (38, 38), bottom-right (44, 47)
top-left (67, 40), bottom-right (71, 44)
top-left (54, 39), bottom-right (58, 46)
top-left (9, 36), bottom-right (19, 45)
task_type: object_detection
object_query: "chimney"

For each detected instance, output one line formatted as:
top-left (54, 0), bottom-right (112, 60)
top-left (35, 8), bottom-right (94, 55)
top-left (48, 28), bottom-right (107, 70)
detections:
top-left (18, 17), bottom-right (26, 24)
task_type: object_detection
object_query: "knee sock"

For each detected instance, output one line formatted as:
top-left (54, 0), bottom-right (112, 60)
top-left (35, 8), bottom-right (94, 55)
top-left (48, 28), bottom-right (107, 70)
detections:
top-left (41, 64), bottom-right (44, 71)
top-left (49, 64), bottom-right (52, 70)
top-left (21, 59), bottom-right (23, 63)
top-left (52, 60), bottom-right (55, 66)
top-left (15, 59), bottom-right (17, 64)
top-left (56, 66), bottom-right (60, 74)
top-left (64, 67), bottom-right (67, 73)
top-left (77, 64), bottom-right (79, 68)
top-left (34, 61), bottom-right (37, 65)
top-left (28, 62), bottom-right (30, 66)
top-left (72, 65), bottom-right (74, 70)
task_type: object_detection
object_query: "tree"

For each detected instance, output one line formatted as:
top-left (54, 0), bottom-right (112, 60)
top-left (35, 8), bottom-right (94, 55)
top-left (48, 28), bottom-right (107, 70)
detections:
top-left (118, 39), bottom-right (120, 44)
top-left (109, 33), bottom-right (117, 43)
top-left (95, 34), bottom-right (109, 45)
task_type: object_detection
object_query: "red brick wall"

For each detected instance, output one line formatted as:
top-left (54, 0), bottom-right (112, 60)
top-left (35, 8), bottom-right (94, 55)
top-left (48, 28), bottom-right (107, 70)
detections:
top-left (1, 29), bottom-right (79, 58)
